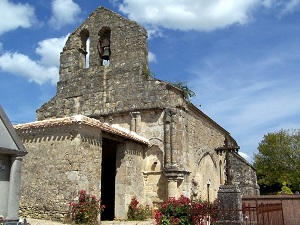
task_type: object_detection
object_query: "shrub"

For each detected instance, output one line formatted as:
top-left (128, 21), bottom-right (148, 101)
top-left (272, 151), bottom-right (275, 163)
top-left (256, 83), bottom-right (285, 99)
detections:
top-left (69, 190), bottom-right (105, 224)
top-left (279, 182), bottom-right (293, 194)
top-left (127, 197), bottom-right (151, 221)
top-left (172, 81), bottom-right (196, 99)
top-left (155, 195), bottom-right (218, 225)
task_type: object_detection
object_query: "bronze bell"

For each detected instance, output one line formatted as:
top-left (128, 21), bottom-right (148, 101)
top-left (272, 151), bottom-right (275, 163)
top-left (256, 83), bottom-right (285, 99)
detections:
top-left (101, 47), bottom-right (110, 60)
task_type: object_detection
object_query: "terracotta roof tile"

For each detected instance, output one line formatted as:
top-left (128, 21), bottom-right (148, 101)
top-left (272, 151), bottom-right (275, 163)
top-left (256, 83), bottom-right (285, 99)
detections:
top-left (14, 115), bottom-right (149, 145)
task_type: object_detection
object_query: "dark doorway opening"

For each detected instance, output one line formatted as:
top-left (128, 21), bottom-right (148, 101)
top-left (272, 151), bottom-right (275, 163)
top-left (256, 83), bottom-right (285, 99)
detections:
top-left (101, 138), bottom-right (117, 220)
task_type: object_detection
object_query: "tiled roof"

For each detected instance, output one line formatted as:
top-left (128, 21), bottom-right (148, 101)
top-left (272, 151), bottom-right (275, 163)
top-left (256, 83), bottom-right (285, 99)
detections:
top-left (14, 115), bottom-right (149, 145)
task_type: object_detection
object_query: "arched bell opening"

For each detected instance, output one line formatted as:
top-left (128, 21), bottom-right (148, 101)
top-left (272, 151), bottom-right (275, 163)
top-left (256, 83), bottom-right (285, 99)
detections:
top-left (98, 27), bottom-right (111, 66)
top-left (79, 29), bottom-right (90, 68)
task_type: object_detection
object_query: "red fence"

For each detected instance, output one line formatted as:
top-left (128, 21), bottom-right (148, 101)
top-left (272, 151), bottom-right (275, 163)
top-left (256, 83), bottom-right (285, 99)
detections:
top-left (243, 195), bottom-right (300, 225)
top-left (242, 202), bottom-right (284, 225)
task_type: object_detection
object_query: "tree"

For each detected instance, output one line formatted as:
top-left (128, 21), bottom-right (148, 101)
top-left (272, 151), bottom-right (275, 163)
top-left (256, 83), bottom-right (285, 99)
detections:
top-left (253, 129), bottom-right (300, 194)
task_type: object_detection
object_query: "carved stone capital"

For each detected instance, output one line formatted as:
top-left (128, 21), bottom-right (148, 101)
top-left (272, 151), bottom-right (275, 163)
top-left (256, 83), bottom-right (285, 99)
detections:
top-left (163, 163), bottom-right (189, 181)
top-left (164, 108), bottom-right (177, 123)
top-left (130, 111), bottom-right (140, 118)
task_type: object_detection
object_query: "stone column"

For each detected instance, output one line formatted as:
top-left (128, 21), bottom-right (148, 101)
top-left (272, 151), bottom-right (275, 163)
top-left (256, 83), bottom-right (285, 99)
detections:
top-left (6, 156), bottom-right (23, 220)
top-left (164, 109), bottom-right (173, 164)
top-left (163, 108), bottom-right (190, 199)
top-left (164, 163), bottom-right (187, 199)
top-left (166, 177), bottom-right (178, 198)
top-left (164, 122), bottom-right (171, 164)
top-left (130, 111), bottom-right (141, 133)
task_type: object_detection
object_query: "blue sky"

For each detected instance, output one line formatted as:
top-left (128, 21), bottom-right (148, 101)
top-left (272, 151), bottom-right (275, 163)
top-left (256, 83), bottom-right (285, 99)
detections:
top-left (1, 0), bottom-right (300, 162)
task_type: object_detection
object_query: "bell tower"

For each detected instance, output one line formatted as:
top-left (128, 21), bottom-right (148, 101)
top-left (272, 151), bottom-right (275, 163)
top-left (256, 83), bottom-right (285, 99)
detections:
top-left (57, 6), bottom-right (148, 81)
top-left (36, 6), bottom-right (149, 120)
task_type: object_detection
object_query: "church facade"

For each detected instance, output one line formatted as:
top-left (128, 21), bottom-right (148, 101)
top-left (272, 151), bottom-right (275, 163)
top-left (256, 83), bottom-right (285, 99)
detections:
top-left (14, 7), bottom-right (259, 221)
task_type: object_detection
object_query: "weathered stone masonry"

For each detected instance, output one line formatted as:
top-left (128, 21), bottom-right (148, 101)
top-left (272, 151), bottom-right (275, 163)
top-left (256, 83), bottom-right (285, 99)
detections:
top-left (15, 6), bottom-right (259, 221)
top-left (15, 116), bottom-right (148, 220)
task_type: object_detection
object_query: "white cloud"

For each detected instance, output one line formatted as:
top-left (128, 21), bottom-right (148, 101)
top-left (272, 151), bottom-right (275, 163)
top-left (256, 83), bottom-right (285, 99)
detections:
top-left (262, 0), bottom-right (300, 14)
top-left (49, 0), bottom-right (81, 29)
top-left (282, 0), bottom-right (300, 14)
top-left (0, 0), bottom-right (36, 35)
top-left (36, 35), bottom-right (69, 67)
top-left (239, 152), bottom-right (251, 162)
top-left (262, 0), bottom-right (274, 7)
top-left (0, 35), bottom-right (68, 85)
top-left (0, 52), bottom-right (58, 85)
top-left (117, 0), bottom-right (260, 32)
top-left (148, 52), bottom-right (157, 63)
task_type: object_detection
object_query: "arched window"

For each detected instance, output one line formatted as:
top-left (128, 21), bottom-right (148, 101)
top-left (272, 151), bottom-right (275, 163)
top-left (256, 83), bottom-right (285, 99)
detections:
top-left (79, 29), bottom-right (90, 68)
top-left (98, 27), bottom-right (111, 66)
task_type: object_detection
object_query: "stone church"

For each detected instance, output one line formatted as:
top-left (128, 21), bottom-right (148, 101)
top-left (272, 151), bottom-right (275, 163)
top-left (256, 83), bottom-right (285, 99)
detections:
top-left (14, 6), bottom-right (259, 221)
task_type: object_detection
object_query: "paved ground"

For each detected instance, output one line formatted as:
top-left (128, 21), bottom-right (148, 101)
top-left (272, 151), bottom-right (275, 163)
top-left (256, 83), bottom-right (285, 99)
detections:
top-left (26, 218), bottom-right (155, 225)
top-left (26, 218), bottom-right (65, 225)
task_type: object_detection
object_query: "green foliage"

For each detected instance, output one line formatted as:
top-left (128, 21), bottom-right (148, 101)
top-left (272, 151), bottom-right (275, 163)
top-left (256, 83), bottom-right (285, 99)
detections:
top-left (172, 81), bottom-right (196, 99)
top-left (155, 195), bottom-right (218, 225)
top-left (69, 190), bottom-right (105, 224)
top-left (253, 129), bottom-right (300, 194)
top-left (142, 66), bottom-right (155, 79)
top-left (279, 182), bottom-right (293, 194)
top-left (127, 197), bottom-right (151, 221)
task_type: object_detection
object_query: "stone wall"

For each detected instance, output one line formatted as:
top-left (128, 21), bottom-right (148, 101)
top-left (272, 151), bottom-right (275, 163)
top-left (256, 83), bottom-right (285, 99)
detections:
top-left (115, 141), bottom-right (146, 220)
top-left (37, 69), bottom-right (187, 121)
top-left (36, 7), bottom-right (188, 121)
top-left (140, 110), bottom-right (166, 204)
top-left (100, 109), bottom-right (167, 206)
top-left (184, 106), bottom-right (226, 201)
top-left (230, 153), bottom-right (260, 195)
top-left (102, 105), bottom-right (255, 204)
top-left (18, 124), bottom-right (102, 221)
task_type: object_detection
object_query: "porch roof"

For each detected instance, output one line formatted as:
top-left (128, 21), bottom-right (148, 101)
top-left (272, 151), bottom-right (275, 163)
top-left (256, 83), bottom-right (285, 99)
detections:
top-left (14, 115), bottom-right (149, 145)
